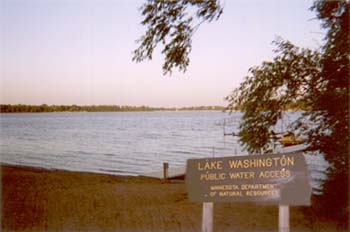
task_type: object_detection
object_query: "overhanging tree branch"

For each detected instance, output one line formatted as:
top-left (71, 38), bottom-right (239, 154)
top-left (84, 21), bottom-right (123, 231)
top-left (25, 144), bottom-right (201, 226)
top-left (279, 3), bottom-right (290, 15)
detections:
top-left (133, 0), bottom-right (223, 75)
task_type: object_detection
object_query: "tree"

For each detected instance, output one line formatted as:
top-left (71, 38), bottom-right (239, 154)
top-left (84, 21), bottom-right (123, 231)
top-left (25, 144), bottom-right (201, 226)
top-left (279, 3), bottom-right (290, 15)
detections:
top-left (307, 1), bottom-right (349, 224)
top-left (225, 1), bottom-right (349, 224)
top-left (133, 0), bottom-right (223, 75)
top-left (225, 38), bottom-right (323, 154)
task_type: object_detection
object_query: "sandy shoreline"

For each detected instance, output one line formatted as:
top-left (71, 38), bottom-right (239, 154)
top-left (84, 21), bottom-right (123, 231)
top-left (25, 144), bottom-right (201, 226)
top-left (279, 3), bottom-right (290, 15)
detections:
top-left (1, 164), bottom-right (346, 232)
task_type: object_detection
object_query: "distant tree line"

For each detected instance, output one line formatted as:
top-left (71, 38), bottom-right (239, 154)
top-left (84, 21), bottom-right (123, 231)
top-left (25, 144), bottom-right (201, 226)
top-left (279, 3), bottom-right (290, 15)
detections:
top-left (0, 104), bottom-right (226, 113)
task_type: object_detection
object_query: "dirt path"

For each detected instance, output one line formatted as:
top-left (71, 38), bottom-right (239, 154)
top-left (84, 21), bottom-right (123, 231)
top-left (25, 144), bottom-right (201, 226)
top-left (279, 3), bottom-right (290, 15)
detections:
top-left (1, 164), bottom-right (345, 231)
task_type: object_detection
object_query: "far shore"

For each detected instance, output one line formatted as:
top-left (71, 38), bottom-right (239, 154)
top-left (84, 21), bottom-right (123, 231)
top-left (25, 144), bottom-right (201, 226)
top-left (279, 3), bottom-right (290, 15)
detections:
top-left (0, 104), bottom-right (227, 113)
top-left (1, 164), bottom-right (347, 232)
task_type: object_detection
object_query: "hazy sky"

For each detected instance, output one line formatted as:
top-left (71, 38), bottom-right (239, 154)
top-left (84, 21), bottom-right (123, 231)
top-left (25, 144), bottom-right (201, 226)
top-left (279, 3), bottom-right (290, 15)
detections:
top-left (0, 0), bottom-right (324, 107)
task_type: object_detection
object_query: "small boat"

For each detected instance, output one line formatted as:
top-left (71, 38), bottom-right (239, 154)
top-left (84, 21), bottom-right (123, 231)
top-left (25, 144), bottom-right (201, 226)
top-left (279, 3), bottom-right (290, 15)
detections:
top-left (279, 131), bottom-right (305, 147)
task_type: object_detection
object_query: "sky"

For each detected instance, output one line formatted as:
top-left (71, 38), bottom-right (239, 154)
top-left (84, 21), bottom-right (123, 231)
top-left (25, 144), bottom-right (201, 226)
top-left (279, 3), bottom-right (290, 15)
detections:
top-left (0, 0), bottom-right (324, 107)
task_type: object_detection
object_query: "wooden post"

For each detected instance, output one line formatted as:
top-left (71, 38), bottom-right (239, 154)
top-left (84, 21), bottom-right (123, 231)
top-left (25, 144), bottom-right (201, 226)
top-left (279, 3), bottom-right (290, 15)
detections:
top-left (202, 202), bottom-right (213, 232)
top-left (223, 119), bottom-right (226, 136)
top-left (279, 205), bottom-right (290, 232)
top-left (163, 162), bottom-right (169, 183)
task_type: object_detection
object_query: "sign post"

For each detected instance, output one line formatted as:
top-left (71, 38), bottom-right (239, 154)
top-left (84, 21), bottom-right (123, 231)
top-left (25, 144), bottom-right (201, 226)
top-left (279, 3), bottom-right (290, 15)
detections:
top-left (202, 202), bottom-right (213, 232)
top-left (279, 205), bottom-right (289, 232)
top-left (186, 152), bottom-right (311, 231)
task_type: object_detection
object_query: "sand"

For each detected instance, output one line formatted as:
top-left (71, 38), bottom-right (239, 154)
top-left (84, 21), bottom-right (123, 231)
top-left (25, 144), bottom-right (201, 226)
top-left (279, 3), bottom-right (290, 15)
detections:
top-left (1, 164), bottom-right (346, 232)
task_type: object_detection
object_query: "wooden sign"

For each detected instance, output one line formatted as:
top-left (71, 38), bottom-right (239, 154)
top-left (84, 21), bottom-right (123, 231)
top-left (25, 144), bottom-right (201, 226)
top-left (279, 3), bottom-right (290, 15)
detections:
top-left (186, 152), bottom-right (311, 205)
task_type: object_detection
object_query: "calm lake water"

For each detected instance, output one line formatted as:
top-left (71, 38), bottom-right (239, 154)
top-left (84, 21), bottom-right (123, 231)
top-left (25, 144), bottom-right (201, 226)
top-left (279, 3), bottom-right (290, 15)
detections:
top-left (0, 111), bottom-right (328, 192)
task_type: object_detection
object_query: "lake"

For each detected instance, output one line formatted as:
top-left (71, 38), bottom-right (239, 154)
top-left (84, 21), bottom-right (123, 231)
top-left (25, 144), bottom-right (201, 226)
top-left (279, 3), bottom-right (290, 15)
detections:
top-left (0, 111), bottom-right (328, 192)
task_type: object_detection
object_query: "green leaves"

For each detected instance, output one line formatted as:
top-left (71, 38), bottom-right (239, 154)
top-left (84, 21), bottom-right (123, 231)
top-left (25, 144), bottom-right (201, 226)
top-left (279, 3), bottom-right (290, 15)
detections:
top-left (133, 0), bottom-right (223, 75)
top-left (226, 38), bottom-right (322, 154)
top-left (226, 0), bottom-right (349, 221)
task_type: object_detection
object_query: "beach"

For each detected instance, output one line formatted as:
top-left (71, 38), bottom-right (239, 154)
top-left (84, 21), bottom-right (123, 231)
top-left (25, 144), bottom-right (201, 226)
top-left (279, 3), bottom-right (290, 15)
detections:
top-left (1, 164), bottom-right (346, 232)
